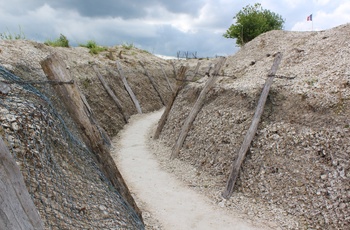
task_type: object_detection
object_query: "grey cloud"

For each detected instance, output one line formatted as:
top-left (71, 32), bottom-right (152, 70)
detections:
top-left (159, 0), bottom-right (203, 15)
top-left (33, 0), bottom-right (204, 19)
top-left (49, 0), bottom-right (152, 19)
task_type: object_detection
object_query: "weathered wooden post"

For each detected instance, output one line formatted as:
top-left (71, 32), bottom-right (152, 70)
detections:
top-left (139, 61), bottom-right (165, 105)
top-left (116, 61), bottom-right (142, 114)
top-left (154, 66), bottom-right (188, 139)
top-left (0, 136), bottom-right (44, 230)
top-left (92, 65), bottom-right (128, 123)
top-left (40, 53), bottom-right (143, 220)
top-left (188, 62), bottom-right (201, 82)
top-left (170, 61), bottom-right (177, 80)
top-left (222, 52), bottom-right (283, 199)
top-left (170, 57), bottom-right (226, 159)
top-left (158, 62), bottom-right (174, 93)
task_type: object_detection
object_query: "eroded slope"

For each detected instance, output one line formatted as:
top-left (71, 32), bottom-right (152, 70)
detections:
top-left (159, 24), bottom-right (350, 229)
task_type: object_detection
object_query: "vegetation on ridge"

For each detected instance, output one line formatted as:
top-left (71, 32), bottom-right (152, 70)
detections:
top-left (79, 40), bottom-right (108, 54)
top-left (223, 3), bottom-right (285, 46)
top-left (44, 34), bottom-right (70, 47)
top-left (0, 26), bottom-right (26, 40)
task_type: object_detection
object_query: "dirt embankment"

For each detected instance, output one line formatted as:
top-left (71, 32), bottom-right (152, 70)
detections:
top-left (0, 40), bottom-right (176, 229)
top-left (0, 40), bottom-right (176, 136)
top-left (159, 24), bottom-right (350, 229)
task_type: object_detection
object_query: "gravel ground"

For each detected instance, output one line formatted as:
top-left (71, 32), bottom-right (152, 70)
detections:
top-left (113, 110), bottom-right (278, 230)
top-left (147, 119), bottom-right (300, 230)
top-left (157, 24), bottom-right (350, 229)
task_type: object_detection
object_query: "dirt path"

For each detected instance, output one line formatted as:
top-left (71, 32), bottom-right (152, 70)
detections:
top-left (112, 110), bottom-right (271, 230)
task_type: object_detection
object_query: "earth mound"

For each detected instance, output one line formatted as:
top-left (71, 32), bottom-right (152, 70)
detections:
top-left (159, 24), bottom-right (350, 229)
top-left (0, 40), bottom-right (175, 229)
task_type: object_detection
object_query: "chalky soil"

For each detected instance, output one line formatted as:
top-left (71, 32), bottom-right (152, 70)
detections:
top-left (112, 110), bottom-right (271, 230)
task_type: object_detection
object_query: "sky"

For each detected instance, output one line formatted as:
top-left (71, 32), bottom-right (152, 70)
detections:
top-left (0, 0), bottom-right (349, 58)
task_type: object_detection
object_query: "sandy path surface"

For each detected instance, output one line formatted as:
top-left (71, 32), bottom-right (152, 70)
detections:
top-left (112, 110), bottom-right (272, 230)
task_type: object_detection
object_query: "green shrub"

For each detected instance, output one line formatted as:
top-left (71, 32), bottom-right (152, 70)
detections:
top-left (45, 34), bottom-right (70, 47)
top-left (79, 40), bottom-right (108, 54)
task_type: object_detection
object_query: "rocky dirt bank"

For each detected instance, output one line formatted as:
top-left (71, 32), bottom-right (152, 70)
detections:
top-left (159, 24), bottom-right (350, 229)
top-left (0, 40), bottom-right (176, 229)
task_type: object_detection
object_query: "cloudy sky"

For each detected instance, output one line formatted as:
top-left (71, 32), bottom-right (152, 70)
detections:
top-left (0, 0), bottom-right (349, 57)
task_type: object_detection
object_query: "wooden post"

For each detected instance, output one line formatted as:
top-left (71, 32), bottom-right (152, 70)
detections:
top-left (170, 61), bottom-right (177, 80)
top-left (139, 61), bottom-right (165, 106)
top-left (170, 57), bottom-right (226, 159)
top-left (205, 63), bottom-right (213, 76)
top-left (158, 62), bottom-right (174, 93)
top-left (92, 65), bottom-right (128, 123)
top-left (0, 136), bottom-right (44, 230)
top-left (116, 61), bottom-right (142, 114)
top-left (222, 52), bottom-right (283, 199)
top-left (188, 62), bottom-right (201, 82)
top-left (40, 53), bottom-right (143, 221)
top-left (154, 66), bottom-right (187, 139)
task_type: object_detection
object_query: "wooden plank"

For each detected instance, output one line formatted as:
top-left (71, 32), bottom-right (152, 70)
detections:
top-left (188, 62), bottom-right (201, 82)
top-left (40, 53), bottom-right (143, 221)
top-left (92, 65), bottom-right (128, 123)
top-left (116, 61), bottom-right (142, 114)
top-left (158, 62), bottom-right (174, 93)
top-left (205, 63), bottom-right (213, 76)
top-left (170, 61), bottom-right (177, 79)
top-left (41, 54), bottom-right (102, 147)
top-left (0, 136), bottom-right (44, 230)
top-left (139, 61), bottom-right (165, 105)
top-left (222, 52), bottom-right (283, 199)
top-left (170, 57), bottom-right (226, 159)
top-left (154, 66), bottom-right (187, 139)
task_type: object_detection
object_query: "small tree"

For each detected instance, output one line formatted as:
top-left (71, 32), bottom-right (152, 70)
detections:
top-left (223, 3), bottom-right (284, 46)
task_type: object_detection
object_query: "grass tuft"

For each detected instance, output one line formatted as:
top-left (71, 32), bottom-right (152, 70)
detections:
top-left (121, 42), bottom-right (134, 50)
top-left (44, 34), bottom-right (70, 47)
top-left (79, 40), bottom-right (108, 54)
top-left (0, 26), bottom-right (26, 40)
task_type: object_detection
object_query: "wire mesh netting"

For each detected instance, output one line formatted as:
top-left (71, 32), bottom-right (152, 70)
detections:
top-left (0, 66), bottom-right (144, 229)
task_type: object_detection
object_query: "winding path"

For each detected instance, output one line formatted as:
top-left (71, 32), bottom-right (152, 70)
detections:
top-left (112, 110), bottom-right (267, 230)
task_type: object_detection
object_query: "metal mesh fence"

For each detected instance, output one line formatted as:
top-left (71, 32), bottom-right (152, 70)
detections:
top-left (0, 66), bottom-right (144, 229)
